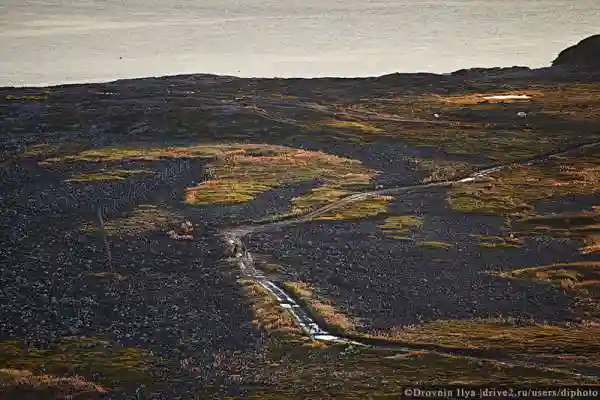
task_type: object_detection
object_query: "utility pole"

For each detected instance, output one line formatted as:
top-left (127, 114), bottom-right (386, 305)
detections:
top-left (97, 207), bottom-right (113, 272)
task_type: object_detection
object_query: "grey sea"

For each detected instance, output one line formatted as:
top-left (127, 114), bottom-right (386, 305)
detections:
top-left (1, 0), bottom-right (599, 87)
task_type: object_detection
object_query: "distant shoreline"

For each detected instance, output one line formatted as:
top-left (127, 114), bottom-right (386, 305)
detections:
top-left (3, 64), bottom-right (597, 91)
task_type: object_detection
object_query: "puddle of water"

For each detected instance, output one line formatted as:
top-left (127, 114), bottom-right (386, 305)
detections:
top-left (483, 95), bottom-right (531, 100)
top-left (313, 334), bottom-right (343, 341)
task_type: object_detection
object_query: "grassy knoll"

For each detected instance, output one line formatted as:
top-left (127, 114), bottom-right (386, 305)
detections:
top-left (0, 337), bottom-right (160, 396)
top-left (433, 91), bottom-right (542, 106)
top-left (353, 84), bottom-right (600, 125)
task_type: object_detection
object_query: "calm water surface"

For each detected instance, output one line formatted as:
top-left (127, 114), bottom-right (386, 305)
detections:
top-left (1, 0), bottom-right (599, 86)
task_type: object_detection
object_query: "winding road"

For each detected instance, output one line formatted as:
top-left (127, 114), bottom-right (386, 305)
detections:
top-left (221, 139), bottom-right (600, 378)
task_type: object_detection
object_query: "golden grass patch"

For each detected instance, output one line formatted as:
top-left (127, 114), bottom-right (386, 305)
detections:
top-left (504, 262), bottom-right (600, 298)
top-left (21, 142), bottom-right (88, 158)
top-left (448, 155), bottom-right (600, 218)
top-left (239, 279), bottom-right (303, 339)
top-left (284, 282), bottom-right (356, 331)
top-left (418, 241), bottom-right (453, 249)
top-left (582, 235), bottom-right (600, 254)
top-left (379, 215), bottom-right (423, 238)
top-left (280, 281), bottom-right (600, 376)
top-left (0, 337), bottom-right (156, 389)
top-left (314, 119), bottom-right (384, 133)
top-left (533, 84), bottom-right (600, 121)
top-left (39, 142), bottom-right (267, 166)
top-left (0, 368), bottom-right (107, 398)
top-left (515, 210), bottom-right (600, 255)
top-left (395, 319), bottom-right (600, 358)
top-left (185, 144), bottom-right (384, 220)
top-left (83, 204), bottom-right (181, 235)
top-left (410, 157), bottom-right (473, 183)
top-left (291, 187), bottom-right (350, 213)
top-left (65, 169), bottom-right (153, 182)
top-left (470, 234), bottom-right (523, 249)
top-left (314, 195), bottom-right (394, 221)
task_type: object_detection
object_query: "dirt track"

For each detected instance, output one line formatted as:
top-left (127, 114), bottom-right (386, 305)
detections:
top-left (222, 138), bottom-right (600, 378)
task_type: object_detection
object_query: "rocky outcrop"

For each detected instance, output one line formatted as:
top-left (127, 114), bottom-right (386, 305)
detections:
top-left (167, 220), bottom-right (196, 240)
top-left (552, 34), bottom-right (600, 70)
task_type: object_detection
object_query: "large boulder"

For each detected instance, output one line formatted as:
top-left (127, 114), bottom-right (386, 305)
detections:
top-left (552, 34), bottom-right (600, 70)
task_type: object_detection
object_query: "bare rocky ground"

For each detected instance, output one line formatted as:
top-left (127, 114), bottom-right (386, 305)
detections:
top-left (2, 62), bottom-right (600, 398)
top-left (0, 156), bottom-right (271, 398)
top-left (246, 186), bottom-right (600, 332)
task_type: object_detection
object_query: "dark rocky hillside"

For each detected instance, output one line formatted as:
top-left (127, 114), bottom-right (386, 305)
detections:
top-left (553, 34), bottom-right (600, 70)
